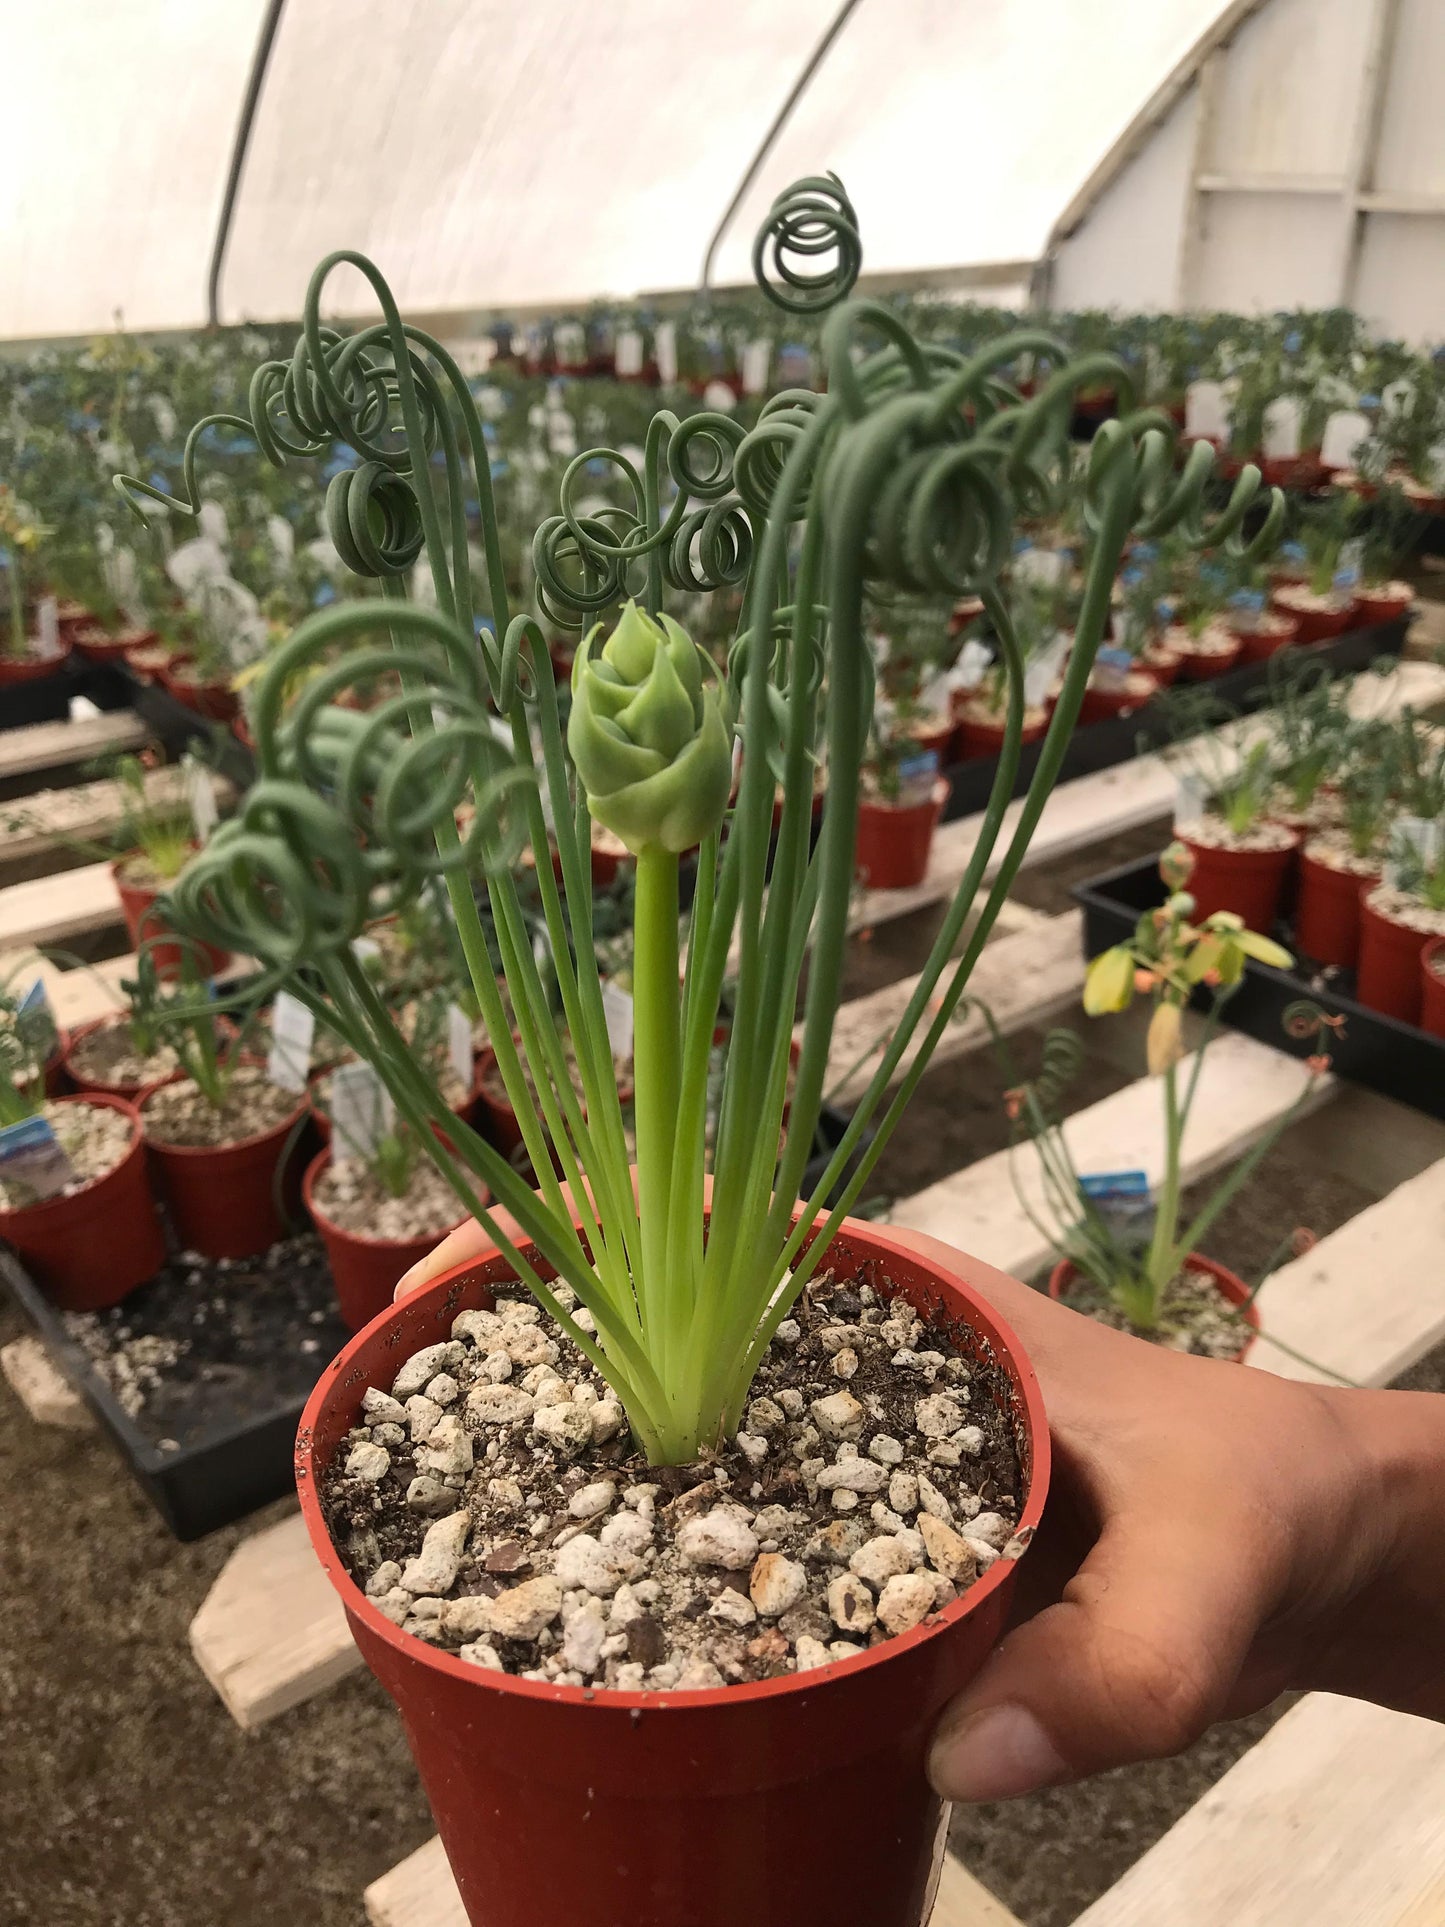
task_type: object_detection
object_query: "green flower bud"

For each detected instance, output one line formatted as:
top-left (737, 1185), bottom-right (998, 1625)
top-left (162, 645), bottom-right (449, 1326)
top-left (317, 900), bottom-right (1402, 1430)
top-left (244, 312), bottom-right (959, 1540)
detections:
top-left (567, 602), bottom-right (733, 855)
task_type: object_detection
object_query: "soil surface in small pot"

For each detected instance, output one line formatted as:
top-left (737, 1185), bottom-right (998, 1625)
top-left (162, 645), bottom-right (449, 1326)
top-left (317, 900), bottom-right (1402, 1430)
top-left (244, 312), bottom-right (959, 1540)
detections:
top-left (143, 1064), bottom-right (300, 1149)
top-left (322, 1269), bottom-right (1026, 1692)
top-left (1270, 787), bottom-right (1341, 835)
top-left (313, 1154), bottom-right (466, 1241)
top-left (1178, 813), bottom-right (1297, 854)
top-left (67, 1019), bottom-right (180, 1091)
top-left (1163, 620), bottom-right (1237, 661)
top-left (1055, 1266), bottom-right (1247, 1360)
top-left (114, 849), bottom-right (188, 891)
top-left (1364, 882), bottom-right (1445, 938)
top-left (956, 695), bottom-right (1049, 733)
top-left (1302, 829), bottom-right (1381, 877)
top-left (57, 1232), bottom-right (347, 1447)
top-left (0, 1100), bottom-right (132, 1209)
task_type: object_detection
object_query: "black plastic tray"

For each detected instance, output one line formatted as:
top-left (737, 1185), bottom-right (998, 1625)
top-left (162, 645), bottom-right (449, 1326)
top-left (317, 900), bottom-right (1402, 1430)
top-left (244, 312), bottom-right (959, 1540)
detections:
top-left (940, 612), bottom-right (1408, 823)
top-left (1074, 850), bottom-right (1445, 1122)
top-left (1, 1236), bottom-right (351, 1540)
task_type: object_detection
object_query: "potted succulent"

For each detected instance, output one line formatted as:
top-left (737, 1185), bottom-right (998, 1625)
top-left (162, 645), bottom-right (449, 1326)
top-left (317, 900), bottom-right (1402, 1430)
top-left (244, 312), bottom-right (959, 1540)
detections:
top-left (157, 582), bottom-right (244, 722)
top-left (1166, 692), bottom-right (1298, 929)
top-left (857, 685), bottom-right (949, 890)
top-left (133, 952), bottom-right (306, 1259)
top-left (1353, 482), bottom-right (1418, 627)
top-left (107, 752), bottom-right (232, 980)
top-left (0, 976), bottom-right (165, 1310)
top-left (1293, 721), bottom-right (1393, 969)
top-left (1357, 822), bottom-right (1445, 1025)
top-left (0, 486), bottom-right (71, 689)
top-left (952, 572), bottom-right (1065, 750)
top-left (1272, 492), bottom-right (1363, 643)
top-left (1222, 552), bottom-right (1299, 663)
top-left (1161, 552), bottom-right (1242, 679)
top-left (1003, 845), bottom-right (1324, 1356)
top-left (120, 179), bottom-right (1280, 1927)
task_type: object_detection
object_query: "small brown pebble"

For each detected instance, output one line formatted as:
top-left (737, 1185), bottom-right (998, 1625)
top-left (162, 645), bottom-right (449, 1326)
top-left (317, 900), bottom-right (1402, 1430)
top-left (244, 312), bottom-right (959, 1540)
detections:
top-left (626, 1615), bottom-right (667, 1669)
top-left (747, 1628), bottom-right (790, 1664)
top-left (484, 1540), bottom-right (530, 1575)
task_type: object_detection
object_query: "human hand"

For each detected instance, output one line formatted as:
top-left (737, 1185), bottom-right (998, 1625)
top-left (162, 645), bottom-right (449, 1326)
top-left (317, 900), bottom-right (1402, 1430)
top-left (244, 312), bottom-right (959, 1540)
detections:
top-left (891, 1225), bottom-right (1445, 1804)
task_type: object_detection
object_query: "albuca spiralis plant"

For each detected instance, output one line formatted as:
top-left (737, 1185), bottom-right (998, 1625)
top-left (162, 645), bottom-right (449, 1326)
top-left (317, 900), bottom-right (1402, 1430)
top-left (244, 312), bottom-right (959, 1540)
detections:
top-left (116, 176), bottom-right (1283, 1464)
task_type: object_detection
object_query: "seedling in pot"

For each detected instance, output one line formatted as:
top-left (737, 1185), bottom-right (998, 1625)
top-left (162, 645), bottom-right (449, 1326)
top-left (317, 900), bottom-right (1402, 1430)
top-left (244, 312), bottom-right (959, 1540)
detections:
top-left (1264, 655), bottom-right (1354, 820)
top-left (995, 843), bottom-right (1329, 1348)
top-left (0, 970), bottom-right (58, 1128)
top-left (0, 487), bottom-right (51, 662)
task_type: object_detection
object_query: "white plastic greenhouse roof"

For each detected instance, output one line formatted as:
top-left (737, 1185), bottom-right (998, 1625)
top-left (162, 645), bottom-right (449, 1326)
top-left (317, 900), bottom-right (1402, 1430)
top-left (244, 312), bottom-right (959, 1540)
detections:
top-left (1, 0), bottom-right (1231, 340)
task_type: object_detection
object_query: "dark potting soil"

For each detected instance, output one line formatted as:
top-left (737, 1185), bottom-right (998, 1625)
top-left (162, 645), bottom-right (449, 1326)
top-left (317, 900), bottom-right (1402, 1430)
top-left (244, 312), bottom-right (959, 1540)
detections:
top-left (60, 1232), bottom-right (350, 1451)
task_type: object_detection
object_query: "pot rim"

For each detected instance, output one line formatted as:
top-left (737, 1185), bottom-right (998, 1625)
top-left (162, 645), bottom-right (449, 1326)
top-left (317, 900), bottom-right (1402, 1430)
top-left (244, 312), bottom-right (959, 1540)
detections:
top-left (302, 1145), bottom-right (473, 1251)
top-left (857, 777), bottom-right (951, 817)
top-left (295, 1213), bottom-right (1050, 1715)
top-left (0, 1091), bottom-right (142, 1221)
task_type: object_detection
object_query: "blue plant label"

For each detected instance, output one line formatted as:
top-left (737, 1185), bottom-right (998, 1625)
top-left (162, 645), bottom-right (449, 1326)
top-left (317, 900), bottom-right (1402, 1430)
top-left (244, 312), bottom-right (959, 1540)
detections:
top-left (895, 750), bottom-right (939, 807)
top-left (1096, 646), bottom-right (1133, 673)
top-left (1080, 1170), bottom-right (1150, 1200)
top-left (0, 1114), bottom-right (76, 1203)
top-left (1229, 589), bottom-right (1266, 617)
top-left (18, 977), bottom-right (49, 1021)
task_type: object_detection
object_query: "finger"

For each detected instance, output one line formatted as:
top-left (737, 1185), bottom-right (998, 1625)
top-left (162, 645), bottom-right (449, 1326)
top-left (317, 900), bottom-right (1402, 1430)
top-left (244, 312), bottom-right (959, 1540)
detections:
top-left (929, 1507), bottom-right (1274, 1801)
top-left (394, 1216), bottom-right (499, 1298)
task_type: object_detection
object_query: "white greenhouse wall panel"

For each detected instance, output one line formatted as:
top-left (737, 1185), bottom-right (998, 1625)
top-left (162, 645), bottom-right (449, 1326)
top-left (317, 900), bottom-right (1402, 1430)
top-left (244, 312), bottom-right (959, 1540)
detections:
top-left (1048, 91), bottom-right (1197, 313)
top-left (1049, 0), bottom-right (1445, 336)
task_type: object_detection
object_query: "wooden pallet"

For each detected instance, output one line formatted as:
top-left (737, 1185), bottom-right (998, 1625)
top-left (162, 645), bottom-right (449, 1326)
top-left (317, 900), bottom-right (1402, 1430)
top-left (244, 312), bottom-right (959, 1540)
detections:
top-left (0, 710), bottom-right (148, 783)
top-left (363, 1830), bottom-right (1024, 1927)
top-left (0, 766), bottom-right (231, 882)
top-left (0, 861), bottom-right (125, 951)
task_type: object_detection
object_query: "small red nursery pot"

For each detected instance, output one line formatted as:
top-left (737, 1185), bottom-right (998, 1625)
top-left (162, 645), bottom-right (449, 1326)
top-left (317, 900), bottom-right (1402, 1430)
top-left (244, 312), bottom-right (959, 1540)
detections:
top-left (142, 1086), bottom-right (309, 1261)
top-left (60, 1013), bottom-right (184, 1105)
top-left (1354, 582), bottom-right (1413, 627)
top-left (1293, 846), bottom-right (1379, 971)
top-left (1179, 828), bottom-right (1300, 933)
top-left (1230, 610), bottom-right (1300, 664)
top-left (855, 778), bottom-right (949, 891)
top-left (0, 1094), bottom-right (166, 1311)
top-left (1049, 1254), bottom-right (1260, 1364)
top-left (1356, 890), bottom-right (1431, 1026)
top-left (295, 1215), bottom-right (1050, 1927)
top-left (1420, 938), bottom-right (1445, 1040)
top-left (111, 857), bottom-right (232, 982)
top-left (303, 1147), bottom-right (476, 1332)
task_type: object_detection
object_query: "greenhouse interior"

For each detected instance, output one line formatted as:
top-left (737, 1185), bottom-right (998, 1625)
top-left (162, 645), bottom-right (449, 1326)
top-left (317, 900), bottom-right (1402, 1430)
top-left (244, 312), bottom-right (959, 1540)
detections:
top-left (5, 2), bottom-right (1445, 1923)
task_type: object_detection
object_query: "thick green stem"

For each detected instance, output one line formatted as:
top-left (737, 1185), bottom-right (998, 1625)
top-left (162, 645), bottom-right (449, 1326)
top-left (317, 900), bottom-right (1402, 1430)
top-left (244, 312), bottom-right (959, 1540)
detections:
top-left (632, 843), bottom-right (682, 1400)
top-left (1140, 1053), bottom-right (1184, 1323)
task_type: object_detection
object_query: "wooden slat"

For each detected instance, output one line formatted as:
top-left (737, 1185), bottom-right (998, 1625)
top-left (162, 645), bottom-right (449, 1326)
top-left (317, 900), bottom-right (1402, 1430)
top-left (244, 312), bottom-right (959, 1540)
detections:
top-left (0, 1335), bottom-right (92, 1430)
top-left (0, 710), bottom-right (147, 781)
top-left (1073, 1693), bottom-right (1445, 1927)
top-left (364, 1836), bottom-right (1019, 1927)
top-left (188, 1509), bottom-right (360, 1730)
top-left (821, 910), bottom-right (1085, 1105)
top-left (0, 767), bottom-right (231, 875)
top-left (1249, 1153), bottom-right (1445, 1388)
top-left (889, 1030), bottom-right (1332, 1279)
top-left (0, 861), bottom-right (123, 951)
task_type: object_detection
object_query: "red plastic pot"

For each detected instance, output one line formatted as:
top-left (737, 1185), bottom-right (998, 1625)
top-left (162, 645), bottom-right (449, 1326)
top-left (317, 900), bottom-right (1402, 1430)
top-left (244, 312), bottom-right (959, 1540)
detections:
top-left (1180, 829), bottom-right (1300, 932)
top-left (121, 641), bottom-right (176, 682)
top-left (303, 1147), bottom-right (475, 1332)
top-left (1294, 845), bottom-right (1379, 970)
top-left (475, 1046), bottom-right (633, 1160)
top-left (1049, 1253), bottom-right (1259, 1363)
top-left (1354, 582), bottom-right (1413, 627)
top-left (0, 1094), bottom-right (165, 1310)
top-left (111, 857), bottom-right (231, 981)
top-left (855, 780), bottom-right (948, 890)
top-left (1270, 586), bottom-right (1357, 644)
top-left (1140, 642), bottom-right (1182, 686)
top-left (295, 1213), bottom-right (1049, 1927)
top-left (1356, 890), bottom-right (1432, 1026)
top-left (60, 1014), bottom-right (183, 1104)
top-left (1421, 939), bottom-right (1445, 1041)
top-left (72, 623), bottom-right (156, 663)
top-left (141, 1084), bottom-right (308, 1260)
top-left (0, 636), bottom-right (73, 685)
top-left (159, 658), bottom-right (240, 723)
top-left (954, 712), bottom-right (1048, 763)
top-left (1176, 637), bottom-right (1243, 681)
top-left (1078, 672), bottom-right (1157, 725)
top-left (1231, 611), bottom-right (1300, 663)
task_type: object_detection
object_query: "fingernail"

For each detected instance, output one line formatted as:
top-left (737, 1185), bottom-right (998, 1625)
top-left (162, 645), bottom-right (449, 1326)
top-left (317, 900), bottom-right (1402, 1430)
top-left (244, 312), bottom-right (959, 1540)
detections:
top-left (393, 1259), bottom-right (438, 1300)
top-left (928, 1703), bottom-right (1068, 1803)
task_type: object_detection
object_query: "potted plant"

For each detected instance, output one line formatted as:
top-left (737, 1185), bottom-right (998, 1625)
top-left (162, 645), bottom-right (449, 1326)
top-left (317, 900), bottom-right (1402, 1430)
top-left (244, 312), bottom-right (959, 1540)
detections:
top-left (1421, 935), bottom-right (1445, 1038)
top-left (1354, 482), bottom-right (1418, 627)
top-left (1165, 690), bottom-right (1298, 929)
top-left (133, 951), bottom-right (307, 1259)
top-left (1357, 823), bottom-right (1445, 1025)
top-left (1108, 550), bottom-right (1183, 689)
top-left (1272, 492), bottom-right (1363, 642)
top-left (0, 486), bottom-right (71, 689)
top-left (1293, 721), bottom-right (1393, 969)
top-left (1222, 551), bottom-right (1299, 663)
top-left (1001, 845), bottom-right (1324, 1356)
top-left (857, 695), bottom-right (948, 890)
top-left (1161, 551), bottom-right (1242, 679)
top-left (121, 182), bottom-right (1281, 1927)
top-left (0, 977), bottom-right (165, 1310)
top-left (108, 752), bottom-right (231, 980)
top-left (305, 1099), bottom-right (481, 1332)
top-left (157, 582), bottom-right (243, 722)
top-left (953, 573), bottom-right (1065, 749)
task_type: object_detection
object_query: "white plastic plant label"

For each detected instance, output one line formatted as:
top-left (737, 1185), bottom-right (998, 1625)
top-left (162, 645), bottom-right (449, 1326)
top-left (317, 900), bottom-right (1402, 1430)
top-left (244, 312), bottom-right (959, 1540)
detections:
top-left (601, 980), bottom-right (634, 1062)
top-left (1184, 380), bottom-right (1228, 441)
top-left (329, 1062), bottom-right (394, 1164)
top-left (554, 322), bottom-right (585, 368)
top-left (654, 323), bottom-right (678, 386)
top-left (1381, 378), bottom-right (1414, 419)
top-left (266, 514), bottom-right (295, 564)
top-left (614, 330), bottom-right (644, 378)
top-left (957, 638), bottom-right (993, 689)
top-left (1261, 397), bottom-right (1302, 460)
top-left (447, 1003), bottom-right (474, 1093)
top-left (741, 339), bottom-right (771, 395)
top-left (186, 762), bottom-right (219, 841)
top-left (1014, 546), bottom-right (1066, 587)
top-left (702, 381), bottom-right (737, 414)
top-left (1024, 630), bottom-right (1072, 709)
top-left (197, 500), bottom-right (229, 547)
top-left (1393, 814), bottom-right (1443, 869)
top-left (35, 595), bottom-right (60, 658)
top-left (267, 992), bottom-right (316, 1095)
top-left (1320, 410), bottom-right (1369, 470)
top-left (0, 1114), bottom-right (76, 1203)
top-left (1175, 774), bottom-right (1207, 825)
top-left (351, 935), bottom-right (382, 970)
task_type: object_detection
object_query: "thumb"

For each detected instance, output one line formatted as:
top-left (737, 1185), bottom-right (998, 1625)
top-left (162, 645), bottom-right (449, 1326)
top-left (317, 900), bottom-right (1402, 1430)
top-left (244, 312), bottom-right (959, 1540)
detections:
top-left (929, 1510), bottom-right (1270, 1802)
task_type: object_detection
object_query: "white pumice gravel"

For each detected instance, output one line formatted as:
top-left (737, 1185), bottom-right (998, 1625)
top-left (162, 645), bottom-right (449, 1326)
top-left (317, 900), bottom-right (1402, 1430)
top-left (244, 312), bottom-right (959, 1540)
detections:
top-left (322, 1269), bottom-right (1023, 1693)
